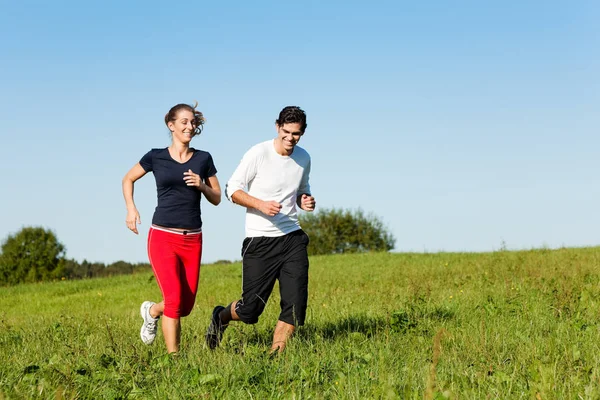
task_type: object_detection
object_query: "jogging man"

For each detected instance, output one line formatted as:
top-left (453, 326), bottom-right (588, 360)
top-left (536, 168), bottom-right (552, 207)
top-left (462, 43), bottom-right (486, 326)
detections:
top-left (206, 106), bottom-right (315, 353)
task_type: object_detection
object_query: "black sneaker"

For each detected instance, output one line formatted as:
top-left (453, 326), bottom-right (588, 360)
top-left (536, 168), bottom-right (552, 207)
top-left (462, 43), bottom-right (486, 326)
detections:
top-left (206, 305), bottom-right (228, 349)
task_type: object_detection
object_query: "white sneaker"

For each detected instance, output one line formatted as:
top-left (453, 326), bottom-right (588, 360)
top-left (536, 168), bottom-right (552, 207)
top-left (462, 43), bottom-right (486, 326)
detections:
top-left (140, 301), bottom-right (159, 345)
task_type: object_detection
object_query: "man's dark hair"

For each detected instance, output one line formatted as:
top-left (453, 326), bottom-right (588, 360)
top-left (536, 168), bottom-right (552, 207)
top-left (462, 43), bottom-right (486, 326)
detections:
top-left (275, 106), bottom-right (307, 132)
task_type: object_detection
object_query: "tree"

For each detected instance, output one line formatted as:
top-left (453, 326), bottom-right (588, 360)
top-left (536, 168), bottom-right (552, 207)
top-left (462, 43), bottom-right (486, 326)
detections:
top-left (0, 226), bottom-right (66, 285)
top-left (299, 208), bottom-right (396, 256)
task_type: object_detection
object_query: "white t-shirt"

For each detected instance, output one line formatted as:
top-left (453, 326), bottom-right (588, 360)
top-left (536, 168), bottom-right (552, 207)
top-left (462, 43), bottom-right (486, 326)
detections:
top-left (226, 139), bottom-right (311, 237)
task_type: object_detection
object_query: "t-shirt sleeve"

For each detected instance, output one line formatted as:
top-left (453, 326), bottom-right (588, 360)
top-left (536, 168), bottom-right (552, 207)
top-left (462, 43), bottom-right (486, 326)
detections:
top-left (225, 147), bottom-right (259, 202)
top-left (204, 153), bottom-right (218, 178)
top-left (298, 156), bottom-right (311, 196)
top-left (139, 150), bottom-right (154, 172)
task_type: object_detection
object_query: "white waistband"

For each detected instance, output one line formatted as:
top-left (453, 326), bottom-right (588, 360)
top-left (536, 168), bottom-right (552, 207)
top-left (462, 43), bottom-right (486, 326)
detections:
top-left (151, 225), bottom-right (202, 235)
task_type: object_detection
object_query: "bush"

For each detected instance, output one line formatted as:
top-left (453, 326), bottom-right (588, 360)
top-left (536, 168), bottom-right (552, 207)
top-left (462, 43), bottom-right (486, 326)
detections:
top-left (0, 226), bottom-right (66, 285)
top-left (299, 208), bottom-right (395, 256)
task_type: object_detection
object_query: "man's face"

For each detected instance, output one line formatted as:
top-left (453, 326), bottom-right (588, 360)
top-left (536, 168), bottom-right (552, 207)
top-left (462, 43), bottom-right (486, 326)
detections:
top-left (276, 122), bottom-right (304, 152)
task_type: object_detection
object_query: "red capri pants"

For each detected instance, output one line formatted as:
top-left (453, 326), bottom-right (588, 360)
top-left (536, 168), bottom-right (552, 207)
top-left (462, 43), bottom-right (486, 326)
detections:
top-left (147, 226), bottom-right (203, 319)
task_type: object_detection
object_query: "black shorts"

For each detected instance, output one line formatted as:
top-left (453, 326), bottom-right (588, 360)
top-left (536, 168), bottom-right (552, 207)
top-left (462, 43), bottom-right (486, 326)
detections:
top-left (234, 229), bottom-right (310, 326)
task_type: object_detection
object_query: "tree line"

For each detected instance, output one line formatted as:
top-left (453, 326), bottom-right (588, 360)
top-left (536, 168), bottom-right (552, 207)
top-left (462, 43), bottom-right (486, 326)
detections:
top-left (0, 226), bottom-right (153, 285)
top-left (0, 208), bottom-right (395, 286)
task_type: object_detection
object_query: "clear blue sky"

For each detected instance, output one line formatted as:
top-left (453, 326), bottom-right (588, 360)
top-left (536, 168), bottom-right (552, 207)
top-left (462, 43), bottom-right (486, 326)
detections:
top-left (1, 1), bottom-right (598, 264)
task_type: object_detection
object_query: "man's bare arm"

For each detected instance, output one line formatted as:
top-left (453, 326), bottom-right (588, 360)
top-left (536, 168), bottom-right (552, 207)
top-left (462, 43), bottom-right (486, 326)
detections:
top-left (231, 190), bottom-right (282, 217)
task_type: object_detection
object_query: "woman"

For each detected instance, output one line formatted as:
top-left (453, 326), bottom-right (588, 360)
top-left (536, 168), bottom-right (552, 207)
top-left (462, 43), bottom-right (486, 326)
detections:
top-left (122, 102), bottom-right (221, 353)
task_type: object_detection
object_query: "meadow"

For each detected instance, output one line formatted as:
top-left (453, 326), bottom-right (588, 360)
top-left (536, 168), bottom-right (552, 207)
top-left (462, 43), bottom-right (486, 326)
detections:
top-left (1, 247), bottom-right (600, 399)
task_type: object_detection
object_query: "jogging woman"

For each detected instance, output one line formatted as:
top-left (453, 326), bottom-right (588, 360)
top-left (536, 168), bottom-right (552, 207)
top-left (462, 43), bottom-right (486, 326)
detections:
top-left (122, 102), bottom-right (221, 353)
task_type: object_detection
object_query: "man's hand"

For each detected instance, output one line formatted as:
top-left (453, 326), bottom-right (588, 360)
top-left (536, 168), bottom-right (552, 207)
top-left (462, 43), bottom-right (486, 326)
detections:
top-left (299, 194), bottom-right (316, 212)
top-left (259, 200), bottom-right (282, 217)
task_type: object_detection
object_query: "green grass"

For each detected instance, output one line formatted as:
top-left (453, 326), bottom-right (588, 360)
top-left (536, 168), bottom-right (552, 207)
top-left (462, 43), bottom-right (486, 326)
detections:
top-left (2, 247), bottom-right (600, 399)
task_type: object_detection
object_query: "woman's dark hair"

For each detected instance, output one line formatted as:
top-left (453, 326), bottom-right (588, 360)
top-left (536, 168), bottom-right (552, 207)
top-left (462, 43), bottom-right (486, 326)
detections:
top-left (165, 102), bottom-right (205, 136)
top-left (275, 106), bottom-right (307, 132)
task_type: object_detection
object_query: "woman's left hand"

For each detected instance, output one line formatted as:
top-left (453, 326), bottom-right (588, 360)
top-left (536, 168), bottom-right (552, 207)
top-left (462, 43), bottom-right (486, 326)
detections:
top-left (184, 169), bottom-right (205, 191)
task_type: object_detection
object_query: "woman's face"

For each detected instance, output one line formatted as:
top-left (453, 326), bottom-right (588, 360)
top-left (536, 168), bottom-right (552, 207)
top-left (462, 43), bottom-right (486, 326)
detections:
top-left (168, 109), bottom-right (197, 143)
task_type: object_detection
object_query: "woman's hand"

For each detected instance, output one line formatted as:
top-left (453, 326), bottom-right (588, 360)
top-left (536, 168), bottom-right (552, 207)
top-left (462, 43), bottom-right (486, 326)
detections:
top-left (184, 169), bottom-right (205, 191)
top-left (122, 162), bottom-right (147, 235)
top-left (126, 208), bottom-right (141, 234)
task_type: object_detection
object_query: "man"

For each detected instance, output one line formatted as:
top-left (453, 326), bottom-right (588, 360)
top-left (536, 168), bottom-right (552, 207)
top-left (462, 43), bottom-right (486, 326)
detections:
top-left (206, 106), bottom-right (316, 353)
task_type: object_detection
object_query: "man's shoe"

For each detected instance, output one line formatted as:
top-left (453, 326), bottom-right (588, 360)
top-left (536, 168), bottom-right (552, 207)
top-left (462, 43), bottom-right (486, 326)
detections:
top-left (140, 301), bottom-right (159, 345)
top-left (206, 305), bottom-right (228, 349)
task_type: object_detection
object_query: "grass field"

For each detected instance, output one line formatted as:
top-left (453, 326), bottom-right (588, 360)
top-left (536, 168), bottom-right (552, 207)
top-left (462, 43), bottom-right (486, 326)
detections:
top-left (2, 247), bottom-right (600, 399)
